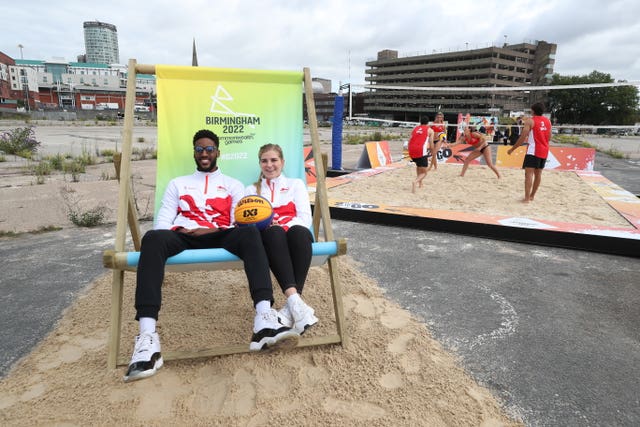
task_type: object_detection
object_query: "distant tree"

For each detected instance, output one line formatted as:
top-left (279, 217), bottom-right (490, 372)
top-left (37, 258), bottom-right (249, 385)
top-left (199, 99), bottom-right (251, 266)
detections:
top-left (547, 70), bottom-right (639, 125)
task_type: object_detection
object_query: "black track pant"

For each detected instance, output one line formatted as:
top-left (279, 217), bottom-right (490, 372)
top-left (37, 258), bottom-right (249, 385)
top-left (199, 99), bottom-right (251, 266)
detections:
top-left (260, 225), bottom-right (313, 295)
top-left (135, 227), bottom-right (273, 320)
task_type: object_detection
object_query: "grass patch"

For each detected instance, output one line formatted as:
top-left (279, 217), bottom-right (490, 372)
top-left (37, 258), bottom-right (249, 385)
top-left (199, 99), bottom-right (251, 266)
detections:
top-left (44, 153), bottom-right (66, 171)
top-left (602, 147), bottom-right (627, 159)
top-left (60, 186), bottom-right (109, 227)
top-left (63, 159), bottom-right (86, 182)
top-left (32, 160), bottom-right (52, 184)
top-left (132, 146), bottom-right (157, 160)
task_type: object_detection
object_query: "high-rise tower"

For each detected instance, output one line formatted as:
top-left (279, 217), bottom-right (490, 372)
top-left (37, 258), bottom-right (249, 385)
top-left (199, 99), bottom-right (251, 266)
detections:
top-left (83, 21), bottom-right (119, 64)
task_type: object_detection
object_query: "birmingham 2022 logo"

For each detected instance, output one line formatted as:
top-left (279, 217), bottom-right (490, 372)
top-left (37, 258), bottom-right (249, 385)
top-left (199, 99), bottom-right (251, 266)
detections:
top-left (206, 85), bottom-right (261, 135)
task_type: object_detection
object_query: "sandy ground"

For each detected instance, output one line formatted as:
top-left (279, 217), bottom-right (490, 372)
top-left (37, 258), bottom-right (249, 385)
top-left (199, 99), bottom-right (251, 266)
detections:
top-left (326, 162), bottom-right (633, 228)
top-left (0, 123), bottom-right (633, 425)
top-left (0, 258), bottom-right (522, 426)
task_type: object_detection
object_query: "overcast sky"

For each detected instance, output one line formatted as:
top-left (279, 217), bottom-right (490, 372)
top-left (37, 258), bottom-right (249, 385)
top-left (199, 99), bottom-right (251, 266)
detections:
top-left (2, 0), bottom-right (640, 91)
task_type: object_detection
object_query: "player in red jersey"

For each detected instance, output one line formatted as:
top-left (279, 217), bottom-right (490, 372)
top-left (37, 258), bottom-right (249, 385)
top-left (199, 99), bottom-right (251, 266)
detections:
top-left (428, 112), bottom-right (447, 171)
top-left (508, 102), bottom-right (552, 203)
top-left (407, 117), bottom-right (434, 192)
top-left (449, 126), bottom-right (501, 178)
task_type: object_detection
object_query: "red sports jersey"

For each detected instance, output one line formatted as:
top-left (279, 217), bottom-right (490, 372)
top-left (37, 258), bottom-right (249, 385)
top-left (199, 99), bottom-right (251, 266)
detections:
top-left (155, 169), bottom-right (244, 230)
top-left (245, 174), bottom-right (312, 231)
top-left (431, 124), bottom-right (446, 134)
top-left (465, 132), bottom-right (482, 146)
top-left (408, 124), bottom-right (431, 158)
top-left (526, 116), bottom-right (552, 159)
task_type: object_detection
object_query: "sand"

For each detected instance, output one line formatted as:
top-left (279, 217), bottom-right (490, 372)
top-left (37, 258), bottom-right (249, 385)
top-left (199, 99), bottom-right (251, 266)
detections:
top-left (0, 258), bottom-right (522, 426)
top-left (326, 162), bottom-right (632, 228)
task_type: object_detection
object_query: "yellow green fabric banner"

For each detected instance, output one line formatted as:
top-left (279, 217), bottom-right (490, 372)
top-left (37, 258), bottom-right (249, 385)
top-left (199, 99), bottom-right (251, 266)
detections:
top-left (155, 65), bottom-right (304, 214)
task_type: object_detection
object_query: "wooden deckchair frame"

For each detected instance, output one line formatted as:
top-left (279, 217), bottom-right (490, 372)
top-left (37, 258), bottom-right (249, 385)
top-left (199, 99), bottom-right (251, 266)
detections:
top-left (103, 59), bottom-right (347, 369)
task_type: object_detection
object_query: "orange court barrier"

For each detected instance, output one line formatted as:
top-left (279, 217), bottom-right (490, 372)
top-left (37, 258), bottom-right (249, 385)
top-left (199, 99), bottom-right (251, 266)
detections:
top-left (357, 141), bottom-right (393, 169)
top-left (303, 146), bottom-right (317, 184)
top-left (496, 146), bottom-right (596, 171)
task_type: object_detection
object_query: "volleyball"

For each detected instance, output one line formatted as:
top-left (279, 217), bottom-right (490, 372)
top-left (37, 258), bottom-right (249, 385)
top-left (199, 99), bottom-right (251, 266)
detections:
top-left (234, 195), bottom-right (274, 230)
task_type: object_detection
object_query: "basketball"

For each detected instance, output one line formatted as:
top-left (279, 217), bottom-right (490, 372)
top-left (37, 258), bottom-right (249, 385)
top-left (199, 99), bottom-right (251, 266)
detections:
top-left (234, 195), bottom-right (274, 230)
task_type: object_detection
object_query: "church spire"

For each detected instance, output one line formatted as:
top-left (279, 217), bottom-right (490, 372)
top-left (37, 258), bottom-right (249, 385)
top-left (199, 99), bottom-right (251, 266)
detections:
top-left (192, 38), bottom-right (198, 66)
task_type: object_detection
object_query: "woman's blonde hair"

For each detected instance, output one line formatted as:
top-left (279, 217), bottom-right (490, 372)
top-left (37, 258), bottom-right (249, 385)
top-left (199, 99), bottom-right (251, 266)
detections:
top-left (253, 143), bottom-right (284, 196)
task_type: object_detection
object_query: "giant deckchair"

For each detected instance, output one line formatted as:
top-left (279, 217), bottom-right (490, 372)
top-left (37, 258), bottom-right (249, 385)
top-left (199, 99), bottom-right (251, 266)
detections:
top-left (103, 60), bottom-right (347, 369)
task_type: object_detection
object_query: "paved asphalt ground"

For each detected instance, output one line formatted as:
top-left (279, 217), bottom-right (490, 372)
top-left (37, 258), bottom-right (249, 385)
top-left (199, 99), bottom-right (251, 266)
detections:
top-left (1, 147), bottom-right (639, 426)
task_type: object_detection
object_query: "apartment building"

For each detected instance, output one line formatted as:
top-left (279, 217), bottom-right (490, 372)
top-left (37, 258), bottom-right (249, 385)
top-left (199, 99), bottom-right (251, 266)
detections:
top-left (83, 21), bottom-right (120, 65)
top-left (364, 41), bottom-right (557, 121)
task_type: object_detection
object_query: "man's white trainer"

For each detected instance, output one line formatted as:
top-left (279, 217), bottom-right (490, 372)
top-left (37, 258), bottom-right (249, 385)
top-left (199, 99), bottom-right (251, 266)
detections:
top-left (250, 308), bottom-right (299, 351)
top-left (123, 331), bottom-right (163, 382)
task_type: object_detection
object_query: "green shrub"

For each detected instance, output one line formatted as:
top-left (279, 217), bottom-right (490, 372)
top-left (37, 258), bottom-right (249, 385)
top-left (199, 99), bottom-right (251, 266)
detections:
top-left (0, 126), bottom-right (41, 156)
top-left (61, 186), bottom-right (108, 227)
top-left (33, 160), bottom-right (52, 177)
top-left (76, 148), bottom-right (96, 166)
top-left (68, 206), bottom-right (107, 227)
top-left (63, 159), bottom-right (86, 182)
top-left (45, 153), bottom-right (66, 171)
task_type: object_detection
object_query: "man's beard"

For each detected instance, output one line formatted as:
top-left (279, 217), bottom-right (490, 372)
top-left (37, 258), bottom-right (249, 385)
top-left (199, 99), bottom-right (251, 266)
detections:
top-left (196, 158), bottom-right (217, 172)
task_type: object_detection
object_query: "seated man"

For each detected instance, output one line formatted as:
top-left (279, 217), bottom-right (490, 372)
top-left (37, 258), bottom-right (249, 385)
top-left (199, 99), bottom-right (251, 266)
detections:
top-left (124, 129), bottom-right (298, 382)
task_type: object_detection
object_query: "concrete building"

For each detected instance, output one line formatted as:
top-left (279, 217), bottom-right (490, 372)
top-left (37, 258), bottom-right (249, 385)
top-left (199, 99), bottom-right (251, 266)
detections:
top-left (364, 41), bottom-right (557, 121)
top-left (83, 21), bottom-right (120, 65)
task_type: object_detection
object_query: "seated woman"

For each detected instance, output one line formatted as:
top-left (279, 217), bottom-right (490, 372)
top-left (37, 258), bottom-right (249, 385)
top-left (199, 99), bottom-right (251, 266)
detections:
top-left (449, 126), bottom-right (501, 178)
top-left (245, 143), bottom-right (318, 334)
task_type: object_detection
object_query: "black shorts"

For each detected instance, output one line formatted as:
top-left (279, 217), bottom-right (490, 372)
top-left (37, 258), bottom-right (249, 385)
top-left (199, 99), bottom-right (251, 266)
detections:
top-left (522, 154), bottom-right (546, 169)
top-left (411, 155), bottom-right (429, 167)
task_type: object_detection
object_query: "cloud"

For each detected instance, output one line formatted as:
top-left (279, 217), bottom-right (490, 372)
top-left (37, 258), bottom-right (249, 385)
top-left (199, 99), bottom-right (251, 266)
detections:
top-left (2, 0), bottom-right (639, 91)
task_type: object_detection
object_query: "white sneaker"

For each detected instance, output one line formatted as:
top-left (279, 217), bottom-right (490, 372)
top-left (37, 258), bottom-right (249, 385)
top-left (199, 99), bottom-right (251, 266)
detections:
top-left (277, 305), bottom-right (294, 328)
top-left (123, 331), bottom-right (164, 382)
top-left (288, 297), bottom-right (318, 335)
top-left (250, 309), bottom-right (299, 351)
